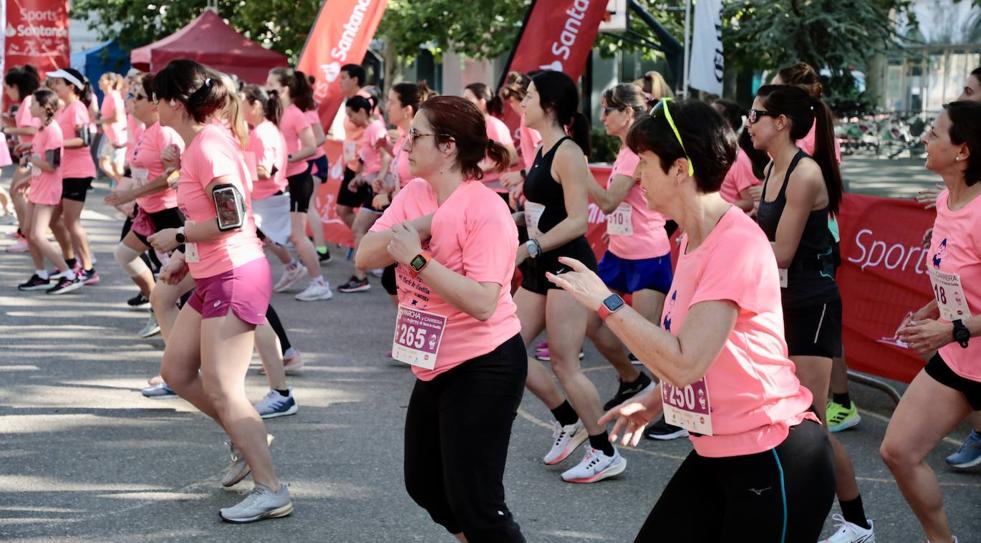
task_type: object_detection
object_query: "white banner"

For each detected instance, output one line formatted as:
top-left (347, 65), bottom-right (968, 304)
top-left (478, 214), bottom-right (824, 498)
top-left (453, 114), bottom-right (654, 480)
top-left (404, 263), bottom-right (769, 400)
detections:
top-left (689, 0), bottom-right (723, 96)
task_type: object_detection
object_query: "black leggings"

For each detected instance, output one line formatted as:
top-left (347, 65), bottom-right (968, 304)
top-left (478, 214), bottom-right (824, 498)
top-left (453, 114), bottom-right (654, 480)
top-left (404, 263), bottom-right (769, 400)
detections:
top-left (404, 334), bottom-right (527, 543)
top-left (635, 420), bottom-right (835, 542)
top-left (119, 213), bottom-right (160, 273)
top-left (265, 304), bottom-right (291, 356)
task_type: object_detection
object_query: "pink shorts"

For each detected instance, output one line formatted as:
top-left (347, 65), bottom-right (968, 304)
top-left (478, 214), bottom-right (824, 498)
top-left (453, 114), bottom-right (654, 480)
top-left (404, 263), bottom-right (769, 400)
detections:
top-left (28, 175), bottom-right (62, 206)
top-left (187, 257), bottom-right (271, 325)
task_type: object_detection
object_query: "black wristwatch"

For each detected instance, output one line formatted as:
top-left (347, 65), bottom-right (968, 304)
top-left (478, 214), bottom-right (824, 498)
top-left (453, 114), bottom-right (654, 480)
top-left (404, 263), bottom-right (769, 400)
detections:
top-left (952, 319), bottom-right (970, 348)
top-left (175, 227), bottom-right (186, 245)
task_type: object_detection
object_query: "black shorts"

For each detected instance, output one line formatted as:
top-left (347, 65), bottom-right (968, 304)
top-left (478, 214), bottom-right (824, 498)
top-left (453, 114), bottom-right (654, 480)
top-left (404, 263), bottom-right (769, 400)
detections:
top-left (133, 207), bottom-right (185, 247)
top-left (308, 155), bottom-right (329, 183)
top-left (336, 167), bottom-right (376, 209)
top-left (287, 171), bottom-right (314, 213)
top-left (783, 294), bottom-right (842, 358)
top-left (926, 353), bottom-right (981, 410)
top-left (381, 263), bottom-right (398, 296)
top-left (520, 237), bottom-right (597, 295)
top-left (62, 177), bottom-right (94, 202)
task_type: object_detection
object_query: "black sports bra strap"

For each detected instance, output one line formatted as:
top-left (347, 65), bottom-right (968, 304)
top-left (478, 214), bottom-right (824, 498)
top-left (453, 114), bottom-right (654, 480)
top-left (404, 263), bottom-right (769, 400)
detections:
top-left (543, 136), bottom-right (573, 158)
top-left (775, 150), bottom-right (808, 201)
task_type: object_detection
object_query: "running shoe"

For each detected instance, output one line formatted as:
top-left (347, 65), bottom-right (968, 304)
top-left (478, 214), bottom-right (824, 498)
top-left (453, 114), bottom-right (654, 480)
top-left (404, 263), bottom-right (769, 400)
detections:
top-left (46, 275), bottom-right (83, 295)
top-left (273, 264), bottom-right (307, 293)
top-left (79, 268), bottom-right (100, 285)
top-left (945, 430), bottom-right (981, 469)
top-left (17, 274), bottom-right (50, 291)
top-left (819, 514), bottom-right (875, 543)
top-left (222, 434), bottom-right (274, 487)
top-left (368, 268), bottom-right (384, 278)
top-left (259, 348), bottom-right (304, 375)
top-left (138, 313), bottom-right (161, 338)
top-left (603, 373), bottom-right (654, 411)
top-left (127, 292), bottom-right (150, 308)
top-left (338, 275), bottom-right (370, 293)
top-left (219, 483), bottom-right (293, 524)
top-left (644, 418), bottom-right (689, 441)
top-left (826, 399), bottom-right (862, 433)
top-left (317, 248), bottom-right (332, 263)
top-left (254, 390), bottom-right (298, 419)
top-left (295, 280), bottom-right (334, 301)
top-left (6, 236), bottom-right (29, 253)
top-left (534, 342), bottom-right (584, 362)
top-left (560, 447), bottom-right (626, 484)
top-left (543, 421), bottom-right (588, 465)
top-left (141, 382), bottom-right (176, 398)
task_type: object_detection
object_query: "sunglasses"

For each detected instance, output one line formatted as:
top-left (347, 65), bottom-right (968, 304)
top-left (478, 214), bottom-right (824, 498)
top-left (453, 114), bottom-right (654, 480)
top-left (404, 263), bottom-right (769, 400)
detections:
top-left (748, 109), bottom-right (779, 124)
top-left (649, 97), bottom-right (694, 177)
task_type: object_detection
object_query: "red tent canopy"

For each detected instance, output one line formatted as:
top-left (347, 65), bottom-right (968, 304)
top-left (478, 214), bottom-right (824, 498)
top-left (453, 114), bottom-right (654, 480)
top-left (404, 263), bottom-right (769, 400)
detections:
top-left (130, 10), bottom-right (287, 84)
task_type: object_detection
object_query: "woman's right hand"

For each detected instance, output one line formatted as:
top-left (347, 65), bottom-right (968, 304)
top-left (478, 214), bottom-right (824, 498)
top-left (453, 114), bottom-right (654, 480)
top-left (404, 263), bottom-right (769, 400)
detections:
top-left (598, 388), bottom-right (663, 447)
top-left (161, 144), bottom-right (181, 170)
top-left (159, 255), bottom-right (188, 285)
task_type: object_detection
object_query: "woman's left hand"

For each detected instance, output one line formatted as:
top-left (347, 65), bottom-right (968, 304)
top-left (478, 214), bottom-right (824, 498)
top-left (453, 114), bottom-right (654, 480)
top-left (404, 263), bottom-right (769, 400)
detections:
top-left (148, 228), bottom-right (180, 253)
top-left (897, 318), bottom-right (953, 355)
top-left (545, 256), bottom-right (613, 312)
top-left (387, 222), bottom-right (423, 266)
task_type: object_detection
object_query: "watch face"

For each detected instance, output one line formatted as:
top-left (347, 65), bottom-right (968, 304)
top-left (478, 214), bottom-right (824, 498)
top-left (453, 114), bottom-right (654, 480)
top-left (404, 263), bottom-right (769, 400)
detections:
top-left (410, 255), bottom-right (426, 271)
top-left (604, 294), bottom-right (625, 312)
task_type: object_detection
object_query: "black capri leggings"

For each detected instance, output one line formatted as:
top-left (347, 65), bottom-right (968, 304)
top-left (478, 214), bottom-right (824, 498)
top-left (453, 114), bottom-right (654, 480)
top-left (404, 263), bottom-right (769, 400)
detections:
top-left (265, 304), bottom-right (292, 356)
top-left (404, 333), bottom-right (527, 543)
top-left (635, 419), bottom-right (835, 542)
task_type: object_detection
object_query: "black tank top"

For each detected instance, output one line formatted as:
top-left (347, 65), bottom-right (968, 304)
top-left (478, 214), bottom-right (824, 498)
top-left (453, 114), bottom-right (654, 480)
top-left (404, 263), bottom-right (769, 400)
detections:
top-left (756, 150), bottom-right (838, 307)
top-left (523, 136), bottom-right (572, 233)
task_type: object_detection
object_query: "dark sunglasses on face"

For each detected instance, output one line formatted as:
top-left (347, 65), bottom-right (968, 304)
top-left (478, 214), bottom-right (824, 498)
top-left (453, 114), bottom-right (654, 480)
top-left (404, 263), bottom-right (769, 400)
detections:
top-left (748, 109), bottom-right (779, 124)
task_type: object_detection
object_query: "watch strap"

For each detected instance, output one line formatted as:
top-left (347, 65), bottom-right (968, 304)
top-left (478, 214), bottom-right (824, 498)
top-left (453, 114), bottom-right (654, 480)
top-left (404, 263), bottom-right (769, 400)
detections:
top-left (598, 294), bottom-right (625, 321)
top-left (412, 250), bottom-right (433, 272)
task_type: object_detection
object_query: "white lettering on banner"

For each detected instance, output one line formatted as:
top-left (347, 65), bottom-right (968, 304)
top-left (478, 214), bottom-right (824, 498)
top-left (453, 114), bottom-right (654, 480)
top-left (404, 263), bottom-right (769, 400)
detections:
top-left (847, 228), bottom-right (929, 274)
top-left (13, 24), bottom-right (68, 38)
top-left (19, 8), bottom-right (60, 23)
top-left (329, 0), bottom-right (372, 62)
top-left (548, 0), bottom-right (590, 63)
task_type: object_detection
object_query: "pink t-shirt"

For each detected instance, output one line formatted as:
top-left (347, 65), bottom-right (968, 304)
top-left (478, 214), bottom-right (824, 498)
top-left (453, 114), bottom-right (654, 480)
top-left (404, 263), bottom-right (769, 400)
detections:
top-left (518, 115), bottom-right (542, 170)
top-left (799, 121), bottom-right (842, 163)
top-left (131, 123), bottom-right (184, 213)
top-left (391, 132), bottom-right (413, 188)
top-left (247, 120), bottom-right (289, 201)
top-left (370, 179), bottom-right (522, 381)
top-left (15, 95), bottom-right (40, 145)
top-left (304, 110), bottom-right (326, 160)
top-left (278, 104), bottom-right (312, 177)
top-left (55, 100), bottom-right (96, 179)
top-left (177, 124), bottom-right (264, 279)
top-left (481, 115), bottom-right (514, 187)
top-left (606, 147), bottom-right (670, 260)
top-left (358, 118), bottom-right (387, 175)
top-left (126, 114), bottom-right (146, 164)
top-left (719, 149), bottom-right (761, 205)
top-left (28, 121), bottom-right (64, 206)
top-left (929, 190), bottom-right (981, 382)
top-left (101, 90), bottom-right (127, 146)
top-left (662, 207), bottom-right (815, 458)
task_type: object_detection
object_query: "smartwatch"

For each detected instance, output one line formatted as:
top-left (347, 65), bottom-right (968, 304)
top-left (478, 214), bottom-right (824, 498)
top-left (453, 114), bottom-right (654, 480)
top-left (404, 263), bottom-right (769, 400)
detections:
top-left (175, 227), bottom-right (186, 245)
top-left (598, 293), bottom-right (626, 321)
top-left (525, 239), bottom-right (541, 259)
top-left (409, 251), bottom-right (433, 273)
top-left (952, 319), bottom-right (970, 348)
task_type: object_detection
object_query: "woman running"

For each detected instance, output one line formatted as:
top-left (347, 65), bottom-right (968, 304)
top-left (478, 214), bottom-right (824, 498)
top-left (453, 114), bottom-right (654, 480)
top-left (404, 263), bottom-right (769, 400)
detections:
top-left (712, 99), bottom-right (765, 213)
top-left (517, 70), bottom-right (625, 483)
top-left (883, 100), bottom-right (981, 543)
top-left (301, 77), bottom-right (332, 264)
top-left (463, 82), bottom-right (516, 195)
top-left (266, 67), bottom-right (332, 301)
top-left (147, 59), bottom-right (290, 523)
top-left (97, 72), bottom-right (128, 184)
top-left (549, 97), bottom-right (835, 542)
top-left (3, 65), bottom-right (41, 253)
top-left (48, 67), bottom-right (98, 285)
top-left (748, 84), bottom-right (875, 543)
top-left (357, 95), bottom-right (526, 542)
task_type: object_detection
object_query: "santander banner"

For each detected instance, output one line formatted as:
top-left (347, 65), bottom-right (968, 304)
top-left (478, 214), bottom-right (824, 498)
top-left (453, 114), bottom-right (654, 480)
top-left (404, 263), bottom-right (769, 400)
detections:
top-left (4, 0), bottom-right (69, 73)
top-left (296, 0), bottom-right (388, 130)
top-left (505, 0), bottom-right (608, 80)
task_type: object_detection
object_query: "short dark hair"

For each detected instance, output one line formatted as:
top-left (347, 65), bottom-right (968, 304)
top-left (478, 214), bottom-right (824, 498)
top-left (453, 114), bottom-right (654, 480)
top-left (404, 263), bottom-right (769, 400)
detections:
top-left (391, 81), bottom-right (435, 113)
top-left (153, 60), bottom-right (227, 124)
top-left (419, 95), bottom-right (510, 181)
top-left (626, 99), bottom-right (736, 193)
top-left (341, 64), bottom-right (365, 86)
top-left (945, 101), bottom-right (981, 186)
top-left (345, 94), bottom-right (376, 114)
top-left (4, 66), bottom-right (40, 101)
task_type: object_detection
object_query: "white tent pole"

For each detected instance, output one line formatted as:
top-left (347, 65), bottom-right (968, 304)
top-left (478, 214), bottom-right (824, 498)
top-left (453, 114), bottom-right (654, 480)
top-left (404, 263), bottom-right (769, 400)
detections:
top-left (682, 0), bottom-right (692, 98)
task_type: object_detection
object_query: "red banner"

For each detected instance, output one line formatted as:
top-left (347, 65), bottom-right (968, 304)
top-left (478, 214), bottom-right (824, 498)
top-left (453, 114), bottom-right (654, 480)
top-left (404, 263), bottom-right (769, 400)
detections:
top-left (504, 0), bottom-right (608, 80)
top-left (4, 0), bottom-right (69, 73)
top-left (296, 0), bottom-right (388, 131)
top-left (837, 193), bottom-right (935, 382)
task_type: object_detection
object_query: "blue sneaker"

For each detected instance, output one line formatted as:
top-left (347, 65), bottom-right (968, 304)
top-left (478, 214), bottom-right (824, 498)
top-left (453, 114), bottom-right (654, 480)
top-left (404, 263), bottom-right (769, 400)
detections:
top-left (946, 430), bottom-right (981, 469)
top-left (254, 390), bottom-right (298, 419)
top-left (141, 382), bottom-right (176, 399)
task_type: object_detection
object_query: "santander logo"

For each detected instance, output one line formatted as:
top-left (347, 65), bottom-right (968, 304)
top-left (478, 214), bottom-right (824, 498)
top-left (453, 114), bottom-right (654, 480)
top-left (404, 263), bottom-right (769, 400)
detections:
top-left (547, 0), bottom-right (591, 64)
top-left (322, 62), bottom-right (341, 83)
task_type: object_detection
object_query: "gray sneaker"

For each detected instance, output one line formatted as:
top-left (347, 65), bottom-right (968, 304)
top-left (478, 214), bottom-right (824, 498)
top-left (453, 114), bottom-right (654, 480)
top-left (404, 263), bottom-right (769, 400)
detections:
top-left (219, 483), bottom-right (293, 524)
top-left (221, 434), bottom-right (274, 487)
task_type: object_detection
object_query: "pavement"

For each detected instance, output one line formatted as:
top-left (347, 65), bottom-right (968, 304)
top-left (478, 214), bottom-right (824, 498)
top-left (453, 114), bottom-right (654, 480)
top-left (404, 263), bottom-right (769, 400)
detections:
top-left (0, 156), bottom-right (979, 542)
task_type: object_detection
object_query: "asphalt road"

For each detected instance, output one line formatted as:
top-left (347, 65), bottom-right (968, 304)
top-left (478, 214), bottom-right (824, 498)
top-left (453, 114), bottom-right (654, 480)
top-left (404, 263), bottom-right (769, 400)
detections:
top-left (0, 158), bottom-right (978, 542)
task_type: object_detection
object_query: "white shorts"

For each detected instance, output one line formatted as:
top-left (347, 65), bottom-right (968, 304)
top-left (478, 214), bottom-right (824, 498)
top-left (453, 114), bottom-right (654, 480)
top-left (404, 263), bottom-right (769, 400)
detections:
top-left (252, 193), bottom-right (291, 246)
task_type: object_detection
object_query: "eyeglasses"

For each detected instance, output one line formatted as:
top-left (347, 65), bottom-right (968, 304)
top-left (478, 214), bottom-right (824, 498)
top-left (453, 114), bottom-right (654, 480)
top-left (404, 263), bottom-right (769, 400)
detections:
top-left (748, 109), bottom-right (779, 124)
top-left (602, 106), bottom-right (624, 116)
top-left (650, 97), bottom-right (694, 177)
top-left (130, 94), bottom-right (148, 102)
top-left (405, 128), bottom-right (451, 149)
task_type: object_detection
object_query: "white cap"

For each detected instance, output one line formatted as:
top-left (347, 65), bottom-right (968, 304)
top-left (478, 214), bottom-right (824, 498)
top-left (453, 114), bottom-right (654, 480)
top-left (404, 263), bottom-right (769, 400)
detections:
top-left (46, 69), bottom-right (84, 90)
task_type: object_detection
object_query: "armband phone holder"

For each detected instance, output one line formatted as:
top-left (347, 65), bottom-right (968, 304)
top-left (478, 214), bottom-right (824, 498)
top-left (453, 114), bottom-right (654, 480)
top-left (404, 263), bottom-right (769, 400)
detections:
top-left (213, 184), bottom-right (246, 231)
top-left (76, 127), bottom-right (92, 146)
top-left (45, 148), bottom-right (61, 167)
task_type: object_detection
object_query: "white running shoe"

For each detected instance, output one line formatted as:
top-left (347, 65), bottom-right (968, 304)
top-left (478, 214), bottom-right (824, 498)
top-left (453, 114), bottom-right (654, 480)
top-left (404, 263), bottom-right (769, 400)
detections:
top-left (219, 483), bottom-right (293, 524)
top-left (273, 264), bottom-right (307, 293)
top-left (221, 434), bottom-right (274, 487)
top-left (819, 514), bottom-right (875, 543)
top-left (560, 446), bottom-right (627, 484)
top-left (138, 313), bottom-right (161, 338)
top-left (254, 390), bottom-right (298, 419)
top-left (295, 280), bottom-right (333, 301)
top-left (543, 421), bottom-right (588, 465)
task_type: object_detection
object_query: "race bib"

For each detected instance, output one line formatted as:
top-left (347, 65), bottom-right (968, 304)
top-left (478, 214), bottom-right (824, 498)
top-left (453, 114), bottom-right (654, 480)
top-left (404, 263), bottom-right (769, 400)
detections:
top-left (661, 379), bottom-right (713, 435)
top-left (524, 201), bottom-right (545, 239)
top-left (343, 141), bottom-right (357, 164)
top-left (392, 305), bottom-right (447, 370)
top-left (929, 268), bottom-right (971, 322)
top-left (779, 268), bottom-right (788, 288)
top-left (183, 220), bottom-right (199, 263)
top-left (607, 203), bottom-right (633, 236)
top-left (132, 168), bottom-right (149, 187)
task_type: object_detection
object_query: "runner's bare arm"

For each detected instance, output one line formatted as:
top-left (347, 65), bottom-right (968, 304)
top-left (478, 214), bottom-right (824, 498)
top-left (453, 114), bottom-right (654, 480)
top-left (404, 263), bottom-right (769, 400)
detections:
top-left (535, 143), bottom-right (590, 251)
top-left (588, 172), bottom-right (634, 214)
top-left (771, 163), bottom-right (824, 267)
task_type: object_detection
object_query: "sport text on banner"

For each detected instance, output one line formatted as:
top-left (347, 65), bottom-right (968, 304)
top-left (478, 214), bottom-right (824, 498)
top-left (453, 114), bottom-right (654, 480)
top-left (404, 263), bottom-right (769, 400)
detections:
top-left (297, 0), bottom-right (388, 131)
top-left (688, 0), bottom-right (723, 96)
top-left (4, 0), bottom-right (68, 73)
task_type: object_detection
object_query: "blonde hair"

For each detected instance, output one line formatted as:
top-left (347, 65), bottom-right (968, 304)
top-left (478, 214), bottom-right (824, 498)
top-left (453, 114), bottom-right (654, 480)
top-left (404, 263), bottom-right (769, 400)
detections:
top-left (219, 74), bottom-right (249, 149)
top-left (635, 71), bottom-right (673, 100)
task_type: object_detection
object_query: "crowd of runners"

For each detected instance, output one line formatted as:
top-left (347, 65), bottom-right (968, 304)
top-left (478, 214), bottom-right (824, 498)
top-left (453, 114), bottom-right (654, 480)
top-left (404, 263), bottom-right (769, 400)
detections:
top-left (2, 55), bottom-right (980, 542)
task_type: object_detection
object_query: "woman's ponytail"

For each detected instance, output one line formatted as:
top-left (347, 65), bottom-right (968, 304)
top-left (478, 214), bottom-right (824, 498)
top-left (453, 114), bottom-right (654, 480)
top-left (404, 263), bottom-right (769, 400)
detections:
top-left (484, 139), bottom-right (510, 175)
top-left (568, 111), bottom-right (591, 156)
top-left (811, 98), bottom-right (842, 215)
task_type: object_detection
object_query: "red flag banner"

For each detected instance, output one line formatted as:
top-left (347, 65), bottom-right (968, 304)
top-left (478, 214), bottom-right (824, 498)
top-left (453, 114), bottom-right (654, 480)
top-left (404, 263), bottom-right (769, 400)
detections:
top-left (505, 0), bottom-right (609, 80)
top-left (296, 0), bottom-right (388, 131)
top-left (5, 0), bottom-right (69, 73)
top-left (837, 193), bottom-right (935, 383)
